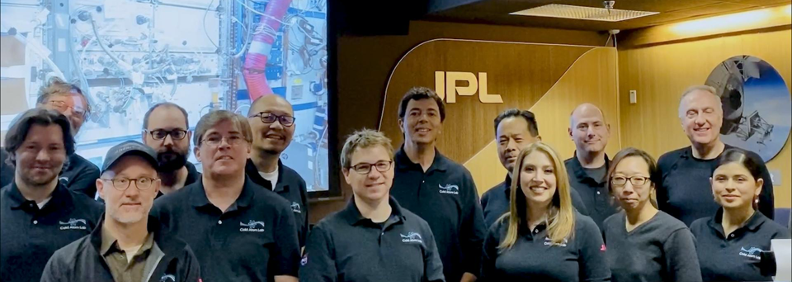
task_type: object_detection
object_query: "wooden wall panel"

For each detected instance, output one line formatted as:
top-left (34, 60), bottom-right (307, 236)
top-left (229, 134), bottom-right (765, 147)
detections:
top-left (309, 20), bottom-right (609, 223)
top-left (465, 48), bottom-right (621, 194)
top-left (380, 40), bottom-right (593, 165)
top-left (380, 40), bottom-right (619, 194)
top-left (619, 28), bottom-right (792, 208)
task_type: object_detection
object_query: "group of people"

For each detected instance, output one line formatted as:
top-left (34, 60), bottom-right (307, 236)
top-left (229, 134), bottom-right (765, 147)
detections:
top-left (0, 79), bottom-right (789, 282)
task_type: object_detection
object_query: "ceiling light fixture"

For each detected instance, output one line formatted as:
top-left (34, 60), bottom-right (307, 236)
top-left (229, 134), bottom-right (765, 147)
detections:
top-left (510, 2), bottom-right (658, 22)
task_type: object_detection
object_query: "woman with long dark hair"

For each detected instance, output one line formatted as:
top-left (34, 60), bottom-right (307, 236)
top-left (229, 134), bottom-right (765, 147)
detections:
top-left (602, 148), bottom-right (701, 282)
top-left (690, 148), bottom-right (791, 281)
top-left (480, 142), bottom-right (609, 281)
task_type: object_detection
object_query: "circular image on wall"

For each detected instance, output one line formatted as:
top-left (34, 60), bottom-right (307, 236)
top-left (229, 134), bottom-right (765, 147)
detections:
top-left (706, 55), bottom-right (792, 162)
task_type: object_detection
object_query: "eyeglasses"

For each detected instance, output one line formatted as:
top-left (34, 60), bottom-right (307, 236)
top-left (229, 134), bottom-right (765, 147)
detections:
top-left (250, 112), bottom-right (296, 127)
top-left (611, 176), bottom-right (650, 186)
top-left (349, 161), bottom-right (393, 175)
top-left (48, 100), bottom-right (87, 118)
top-left (146, 129), bottom-right (188, 140)
top-left (101, 177), bottom-right (159, 190)
top-left (201, 135), bottom-right (247, 147)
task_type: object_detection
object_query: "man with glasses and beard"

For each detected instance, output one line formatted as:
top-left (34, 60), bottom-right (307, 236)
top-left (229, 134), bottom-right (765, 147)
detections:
top-left (141, 103), bottom-right (201, 197)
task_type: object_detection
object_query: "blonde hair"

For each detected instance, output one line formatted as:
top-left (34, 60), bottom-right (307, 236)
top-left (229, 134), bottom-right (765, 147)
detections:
top-left (498, 142), bottom-right (576, 251)
top-left (340, 129), bottom-right (394, 168)
top-left (36, 77), bottom-right (91, 115)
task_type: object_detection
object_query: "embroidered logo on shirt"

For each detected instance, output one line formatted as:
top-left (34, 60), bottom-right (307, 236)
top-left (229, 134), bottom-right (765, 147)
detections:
top-left (543, 237), bottom-right (568, 247)
top-left (600, 244), bottom-right (607, 251)
top-left (438, 184), bottom-right (459, 195)
top-left (159, 274), bottom-right (176, 282)
top-left (739, 246), bottom-right (763, 260)
top-left (239, 220), bottom-right (266, 232)
top-left (291, 202), bottom-right (302, 214)
top-left (58, 218), bottom-right (87, 230)
top-left (400, 232), bottom-right (424, 243)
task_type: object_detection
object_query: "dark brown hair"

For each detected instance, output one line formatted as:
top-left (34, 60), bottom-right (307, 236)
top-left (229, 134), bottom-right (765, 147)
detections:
top-left (4, 108), bottom-right (75, 166)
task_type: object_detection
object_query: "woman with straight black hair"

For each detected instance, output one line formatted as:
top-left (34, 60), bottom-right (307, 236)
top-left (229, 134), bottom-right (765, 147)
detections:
top-left (690, 148), bottom-right (791, 281)
top-left (602, 147), bottom-right (701, 282)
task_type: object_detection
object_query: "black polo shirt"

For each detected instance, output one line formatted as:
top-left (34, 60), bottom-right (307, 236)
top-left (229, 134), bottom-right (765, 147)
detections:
top-left (480, 212), bottom-right (610, 281)
top-left (564, 155), bottom-right (617, 231)
top-left (245, 159), bottom-right (309, 247)
top-left (657, 144), bottom-right (775, 226)
top-left (0, 181), bottom-right (103, 282)
top-left (391, 148), bottom-right (486, 282)
top-left (481, 174), bottom-right (590, 228)
top-left (300, 196), bottom-right (445, 282)
top-left (690, 209), bottom-right (791, 281)
top-left (0, 150), bottom-right (99, 199)
top-left (150, 176), bottom-right (301, 281)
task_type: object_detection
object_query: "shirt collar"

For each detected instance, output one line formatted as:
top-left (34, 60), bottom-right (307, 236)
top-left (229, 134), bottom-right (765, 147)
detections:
top-left (90, 214), bottom-right (163, 254)
top-left (190, 176), bottom-right (257, 210)
top-left (8, 180), bottom-right (71, 211)
top-left (341, 196), bottom-right (406, 226)
top-left (100, 226), bottom-right (155, 257)
top-left (184, 162), bottom-right (201, 186)
top-left (710, 208), bottom-right (767, 233)
top-left (682, 143), bottom-right (734, 160)
top-left (244, 159), bottom-right (276, 191)
top-left (568, 152), bottom-right (611, 184)
top-left (395, 146), bottom-right (449, 173)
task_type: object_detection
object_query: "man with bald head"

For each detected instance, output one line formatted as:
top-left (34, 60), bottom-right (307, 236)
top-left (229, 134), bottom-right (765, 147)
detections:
top-left (657, 85), bottom-right (774, 226)
top-left (247, 95), bottom-right (309, 247)
top-left (566, 103), bottom-right (616, 230)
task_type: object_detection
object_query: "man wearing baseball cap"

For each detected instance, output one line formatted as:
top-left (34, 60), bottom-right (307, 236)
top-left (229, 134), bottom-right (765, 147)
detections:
top-left (42, 141), bottom-right (201, 282)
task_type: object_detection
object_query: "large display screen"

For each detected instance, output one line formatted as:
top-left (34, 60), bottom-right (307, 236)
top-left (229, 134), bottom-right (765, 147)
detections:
top-left (0, 0), bottom-right (334, 196)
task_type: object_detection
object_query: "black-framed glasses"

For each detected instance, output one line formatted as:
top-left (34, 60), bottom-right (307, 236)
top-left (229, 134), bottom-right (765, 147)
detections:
top-left (146, 129), bottom-right (188, 140)
top-left (611, 176), bottom-right (650, 186)
top-left (349, 161), bottom-right (393, 175)
top-left (201, 135), bottom-right (246, 147)
top-left (250, 112), bottom-right (296, 127)
top-left (101, 177), bottom-right (159, 191)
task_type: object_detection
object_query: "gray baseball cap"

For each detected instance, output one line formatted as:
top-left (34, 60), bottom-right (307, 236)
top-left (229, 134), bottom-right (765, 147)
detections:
top-left (101, 141), bottom-right (159, 173)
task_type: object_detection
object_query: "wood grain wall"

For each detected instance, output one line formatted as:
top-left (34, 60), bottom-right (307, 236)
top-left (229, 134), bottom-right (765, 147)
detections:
top-left (308, 21), bottom-right (609, 223)
top-left (618, 27), bottom-right (792, 208)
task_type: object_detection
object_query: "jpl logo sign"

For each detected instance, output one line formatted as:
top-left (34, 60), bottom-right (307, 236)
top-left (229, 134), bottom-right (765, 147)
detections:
top-left (434, 71), bottom-right (503, 104)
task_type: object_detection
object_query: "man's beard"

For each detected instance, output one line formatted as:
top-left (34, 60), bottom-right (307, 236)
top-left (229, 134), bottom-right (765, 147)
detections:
top-left (21, 169), bottom-right (59, 187)
top-left (157, 149), bottom-right (188, 173)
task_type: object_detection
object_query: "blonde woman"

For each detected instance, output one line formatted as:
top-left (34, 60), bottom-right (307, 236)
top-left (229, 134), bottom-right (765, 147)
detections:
top-left (480, 142), bottom-right (609, 281)
top-left (602, 148), bottom-right (701, 282)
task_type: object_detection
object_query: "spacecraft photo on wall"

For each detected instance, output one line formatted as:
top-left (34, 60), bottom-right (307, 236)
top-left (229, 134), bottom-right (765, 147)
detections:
top-left (706, 55), bottom-right (792, 162)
